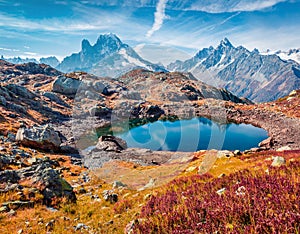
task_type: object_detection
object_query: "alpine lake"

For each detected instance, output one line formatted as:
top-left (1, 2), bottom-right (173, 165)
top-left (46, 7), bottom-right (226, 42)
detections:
top-left (92, 117), bottom-right (268, 152)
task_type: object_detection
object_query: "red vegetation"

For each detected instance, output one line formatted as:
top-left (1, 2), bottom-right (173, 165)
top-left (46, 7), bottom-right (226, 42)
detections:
top-left (135, 161), bottom-right (300, 233)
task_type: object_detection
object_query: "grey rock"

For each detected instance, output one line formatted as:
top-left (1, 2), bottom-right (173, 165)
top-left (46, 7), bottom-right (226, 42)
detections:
top-left (33, 82), bottom-right (42, 88)
top-left (94, 81), bottom-right (106, 92)
top-left (52, 75), bottom-right (81, 95)
top-left (271, 156), bottom-right (286, 167)
top-left (16, 124), bottom-right (62, 151)
top-left (113, 181), bottom-right (127, 189)
top-left (217, 150), bottom-right (234, 158)
top-left (8, 103), bottom-right (27, 114)
top-left (74, 223), bottom-right (89, 231)
top-left (43, 92), bottom-right (70, 107)
top-left (259, 137), bottom-right (273, 149)
top-left (102, 190), bottom-right (118, 203)
top-left (233, 150), bottom-right (242, 156)
top-left (96, 135), bottom-right (127, 152)
top-left (5, 84), bottom-right (36, 99)
top-left (0, 96), bottom-right (7, 106)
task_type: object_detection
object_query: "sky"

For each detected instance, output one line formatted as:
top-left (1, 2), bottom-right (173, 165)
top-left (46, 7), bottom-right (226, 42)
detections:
top-left (0, 0), bottom-right (299, 64)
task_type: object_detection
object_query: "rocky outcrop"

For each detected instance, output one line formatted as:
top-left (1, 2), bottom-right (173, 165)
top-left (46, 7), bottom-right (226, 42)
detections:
top-left (131, 104), bottom-right (165, 120)
top-left (258, 137), bottom-right (273, 149)
top-left (118, 70), bottom-right (247, 104)
top-left (52, 76), bottom-right (81, 96)
top-left (43, 92), bottom-right (70, 107)
top-left (5, 84), bottom-right (36, 99)
top-left (0, 157), bottom-right (76, 205)
top-left (16, 124), bottom-right (62, 151)
top-left (95, 136), bottom-right (127, 152)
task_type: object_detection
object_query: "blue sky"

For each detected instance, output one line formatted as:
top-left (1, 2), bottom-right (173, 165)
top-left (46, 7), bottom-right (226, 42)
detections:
top-left (0, 0), bottom-right (299, 63)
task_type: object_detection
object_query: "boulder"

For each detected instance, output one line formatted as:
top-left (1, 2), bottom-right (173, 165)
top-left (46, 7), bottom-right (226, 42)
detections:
top-left (96, 135), bottom-right (127, 152)
top-left (17, 159), bottom-right (76, 205)
top-left (271, 156), bottom-right (286, 167)
top-left (52, 75), bottom-right (81, 96)
top-left (217, 150), bottom-right (234, 158)
top-left (16, 124), bottom-right (62, 151)
top-left (35, 168), bottom-right (76, 205)
top-left (259, 137), bottom-right (273, 149)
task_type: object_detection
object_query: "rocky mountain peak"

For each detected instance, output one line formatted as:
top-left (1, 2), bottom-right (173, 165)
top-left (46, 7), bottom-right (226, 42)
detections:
top-left (195, 46), bottom-right (214, 59)
top-left (94, 33), bottom-right (124, 52)
top-left (81, 39), bottom-right (92, 51)
top-left (219, 37), bottom-right (233, 48)
top-left (56, 33), bottom-right (165, 77)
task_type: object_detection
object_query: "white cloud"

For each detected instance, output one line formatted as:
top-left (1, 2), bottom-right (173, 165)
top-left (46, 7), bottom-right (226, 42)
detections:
top-left (0, 47), bottom-right (19, 52)
top-left (24, 52), bottom-right (37, 56)
top-left (146, 0), bottom-right (168, 38)
top-left (189, 0), bottom-right (288, 13)
top-left (233, 0), bottom-right (287, 12)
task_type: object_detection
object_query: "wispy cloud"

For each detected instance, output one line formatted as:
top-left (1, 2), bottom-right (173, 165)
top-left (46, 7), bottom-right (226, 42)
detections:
top-left (189, 0), bottom-right (288, 13)
top-left (24, 52), bottom-right (37, 56)
top-left (0, 13), bottom-right (110, 32)
top-left (146, 0), bottom-right (168, 38)
top-left (0, 47), bottom-right (19, 52)
top-left (233, 0), bottom-right (287, 12)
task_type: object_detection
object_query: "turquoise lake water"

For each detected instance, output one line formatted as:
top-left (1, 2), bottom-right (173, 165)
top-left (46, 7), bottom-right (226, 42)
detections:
top-left (114, 117), bottom-right (268, 152)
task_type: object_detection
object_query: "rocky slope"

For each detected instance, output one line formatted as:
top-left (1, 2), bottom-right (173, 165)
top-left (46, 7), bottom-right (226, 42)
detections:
top-left (56, 33), bottom-right (166, 77)
top-left (168, 38), bottom-right (300, 102)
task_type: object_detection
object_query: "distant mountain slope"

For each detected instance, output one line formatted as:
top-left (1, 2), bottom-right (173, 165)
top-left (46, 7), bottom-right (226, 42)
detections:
top-left (56, 33), bottom-right (166, 77)
top-left (1, 56), bottom-right (60, 68)
top-left (275, 49), bottom-right (300, 64)
top-left (168, 38), bottom-right (300, 102)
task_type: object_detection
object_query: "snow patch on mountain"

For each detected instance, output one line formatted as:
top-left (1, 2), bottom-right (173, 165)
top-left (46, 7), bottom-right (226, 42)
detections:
top-left (119, 48), bottom-right (147, 68)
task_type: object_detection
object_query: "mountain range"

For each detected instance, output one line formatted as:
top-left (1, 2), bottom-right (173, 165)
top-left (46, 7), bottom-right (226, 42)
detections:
top-left (1, 56), bottom-right (60, 68)
top-left (2, 33), bottom-right (300, 103)
top-left (168, 38), bottom-right (300, 102)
